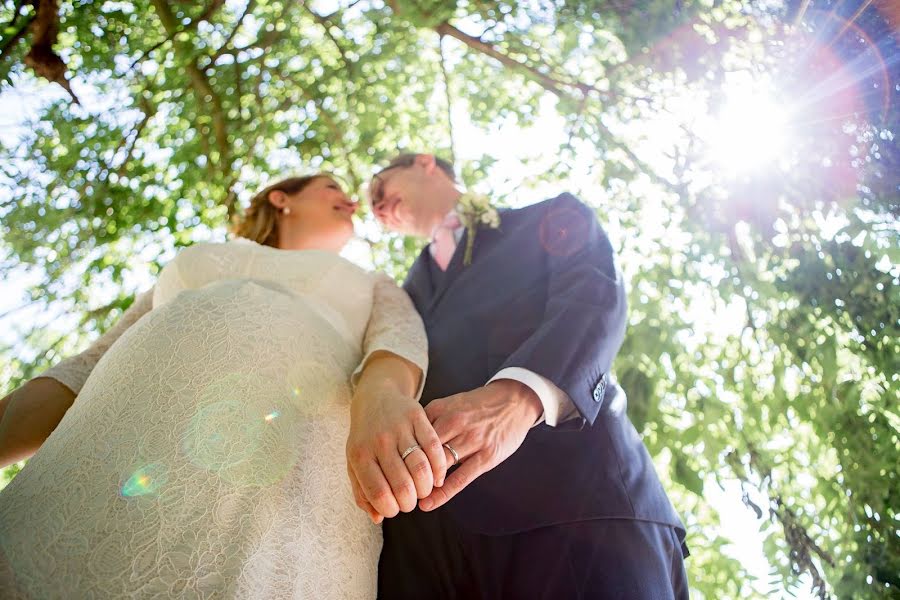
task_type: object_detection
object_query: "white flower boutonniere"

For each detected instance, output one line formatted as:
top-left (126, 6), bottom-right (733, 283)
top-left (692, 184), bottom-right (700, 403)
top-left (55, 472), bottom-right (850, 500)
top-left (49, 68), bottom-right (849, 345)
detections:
top-left (456, 191), bottom-right (500, 266)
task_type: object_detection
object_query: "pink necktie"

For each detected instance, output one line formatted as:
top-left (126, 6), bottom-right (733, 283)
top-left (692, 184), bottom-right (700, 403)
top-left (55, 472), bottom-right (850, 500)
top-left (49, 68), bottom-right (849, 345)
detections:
top-left (430, 213), bottom-right (462, 271)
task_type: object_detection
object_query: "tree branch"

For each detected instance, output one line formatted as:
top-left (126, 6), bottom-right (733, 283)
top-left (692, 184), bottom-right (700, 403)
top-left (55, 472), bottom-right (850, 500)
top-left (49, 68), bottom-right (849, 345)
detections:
top-left (2, 0), bottom-right (28, 30)
top-left (438, 32), bottom-right (456, 165)
top-left (114, 101), bottom-right (154, 177)
top-left (0, 298), bottom-right (42, 321)
top-left (128, 35), bottom-right (175, 71)
top-left (435, 21), bottom-right (564, 97)
top-left (210, 0), bottom-right (257, 62)
top-left (205, 16), bottom-right (284, 67)
top-left (196, 0), bottom-right (226, 25)
top-left (149, 0), bottom-right (231, 175)
top-left (0, 14), bottom-right (33, 65)
top-left (301, 4), bottom-right (353, 75)
top-left (320, 0), bottom-right (366, 20)
top-left (434, 21), bottom-right (617, 101)
top-left (588, 112), bottom-right (682, 196)
top-left (280, 71), bottom-right (363, 189)
top-left (22, 0), bottom-right (79, 103)
top-left (130, 0), bottom-right (227, 72)
top-left (31, 330), bottom-right (70, 369)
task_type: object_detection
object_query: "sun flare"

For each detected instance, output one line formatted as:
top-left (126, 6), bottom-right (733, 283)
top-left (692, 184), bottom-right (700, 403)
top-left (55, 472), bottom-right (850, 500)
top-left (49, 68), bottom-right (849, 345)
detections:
top-left (705, 84), bottom-right (791, 174)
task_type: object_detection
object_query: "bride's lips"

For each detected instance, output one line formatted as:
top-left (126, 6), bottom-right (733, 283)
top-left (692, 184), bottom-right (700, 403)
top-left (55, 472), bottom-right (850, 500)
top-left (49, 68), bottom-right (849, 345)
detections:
top-left (333, 204), bottom-right (356, 217)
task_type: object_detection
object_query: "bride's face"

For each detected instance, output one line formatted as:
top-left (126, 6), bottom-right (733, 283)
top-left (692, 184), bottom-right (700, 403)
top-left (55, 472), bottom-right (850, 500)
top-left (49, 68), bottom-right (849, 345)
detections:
top-left (283, 176), bottom-right (358, 249)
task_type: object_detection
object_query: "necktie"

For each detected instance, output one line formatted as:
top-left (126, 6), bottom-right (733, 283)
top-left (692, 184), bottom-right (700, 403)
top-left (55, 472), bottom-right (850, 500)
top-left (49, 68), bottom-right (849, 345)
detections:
top-left (430, 212), bottom-right (462, 271)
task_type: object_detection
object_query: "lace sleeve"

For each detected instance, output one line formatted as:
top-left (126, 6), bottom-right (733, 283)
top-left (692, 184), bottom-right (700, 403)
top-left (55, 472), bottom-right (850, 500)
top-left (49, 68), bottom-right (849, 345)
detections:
top-left (39, 289), bottom-right (155, 395)
top-left (350, 273), bottom-right (428, 400)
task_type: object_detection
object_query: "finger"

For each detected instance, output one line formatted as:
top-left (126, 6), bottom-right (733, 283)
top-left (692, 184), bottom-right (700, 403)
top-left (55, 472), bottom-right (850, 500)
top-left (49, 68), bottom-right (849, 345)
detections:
top-left (423, 396), bottom-right (451, 423)
top-left (376, 449), bottom-right (419, 513)
top-left (430, 409), bottom-right (467, 445)
top-left (353, 456), bottom-right (401, 518)
top-left (413, 413), bottom-right (447, 488)
top-left (419, 453), bottom-right (485, 512)
top-left (400, 441), bottom-right (434, 500)
top-left (347, 463), bottom-right (383, 524)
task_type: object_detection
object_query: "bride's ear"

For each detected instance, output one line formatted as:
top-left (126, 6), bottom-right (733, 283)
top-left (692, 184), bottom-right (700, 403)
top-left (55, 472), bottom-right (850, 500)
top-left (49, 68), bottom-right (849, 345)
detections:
top-left (268, 190), bottom-right (287, 211)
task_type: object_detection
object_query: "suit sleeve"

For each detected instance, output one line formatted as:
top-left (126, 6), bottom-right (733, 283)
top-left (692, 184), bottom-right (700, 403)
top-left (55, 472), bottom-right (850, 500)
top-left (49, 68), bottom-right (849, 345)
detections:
top-left (488, 367), bottom-right (578, 427)
top-left (496, 193), bottom-right (627, 426)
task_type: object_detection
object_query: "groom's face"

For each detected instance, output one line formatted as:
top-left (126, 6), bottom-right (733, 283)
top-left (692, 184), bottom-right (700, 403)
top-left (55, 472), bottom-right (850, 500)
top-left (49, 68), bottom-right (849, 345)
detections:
top-left (369, 164), bottom-right (436, 238)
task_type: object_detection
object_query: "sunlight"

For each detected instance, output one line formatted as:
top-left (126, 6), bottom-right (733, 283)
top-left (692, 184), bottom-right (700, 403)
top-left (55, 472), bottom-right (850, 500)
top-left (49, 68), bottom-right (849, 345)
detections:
top-left (705, 82), bottom-right (791, 174)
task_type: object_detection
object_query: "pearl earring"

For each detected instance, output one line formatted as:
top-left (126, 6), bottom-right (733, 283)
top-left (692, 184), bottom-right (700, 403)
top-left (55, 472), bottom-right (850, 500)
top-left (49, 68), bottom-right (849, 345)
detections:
top-left (282, 207), bottom-right (291, 215)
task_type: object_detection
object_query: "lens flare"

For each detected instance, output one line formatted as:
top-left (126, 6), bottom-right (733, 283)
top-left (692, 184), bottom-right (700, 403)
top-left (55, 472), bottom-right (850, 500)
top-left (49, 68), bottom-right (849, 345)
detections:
top-left (121, 464), bottom-right (167, 498)
top-left (181, 373), bottom-right (303, 486)
top-left (705, 83), bottom-right (790, 174)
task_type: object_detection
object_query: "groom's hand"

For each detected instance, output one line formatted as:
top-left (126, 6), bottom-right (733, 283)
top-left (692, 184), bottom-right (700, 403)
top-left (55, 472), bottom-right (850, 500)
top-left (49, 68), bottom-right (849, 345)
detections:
top-left (419, 379), bottom-right (542, 512)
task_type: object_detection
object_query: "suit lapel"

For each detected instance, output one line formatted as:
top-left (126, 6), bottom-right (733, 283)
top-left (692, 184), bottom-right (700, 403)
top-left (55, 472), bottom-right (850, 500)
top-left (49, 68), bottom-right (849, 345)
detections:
top-left (403, 245), bottom-right (434, 311)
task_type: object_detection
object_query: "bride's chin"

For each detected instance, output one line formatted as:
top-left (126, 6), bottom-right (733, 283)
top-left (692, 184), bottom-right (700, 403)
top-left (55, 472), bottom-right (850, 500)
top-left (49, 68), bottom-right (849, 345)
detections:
top-left (334, 223), bottom-right (355, 247)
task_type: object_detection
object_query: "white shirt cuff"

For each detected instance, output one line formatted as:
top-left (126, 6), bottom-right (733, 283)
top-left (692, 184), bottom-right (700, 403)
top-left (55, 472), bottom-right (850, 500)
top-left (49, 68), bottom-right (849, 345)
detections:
top-left (487, 367), bottom-right (578, 427)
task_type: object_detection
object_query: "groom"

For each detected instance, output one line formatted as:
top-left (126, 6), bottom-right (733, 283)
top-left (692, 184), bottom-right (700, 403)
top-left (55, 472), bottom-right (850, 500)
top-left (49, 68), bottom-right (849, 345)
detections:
top-left (348, 153), bottom-right (688, 598)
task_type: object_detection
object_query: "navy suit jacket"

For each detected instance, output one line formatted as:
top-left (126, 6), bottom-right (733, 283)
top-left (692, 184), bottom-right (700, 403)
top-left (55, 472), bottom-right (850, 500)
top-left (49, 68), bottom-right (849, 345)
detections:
top-left (403, 193), bottom-right (686, 541)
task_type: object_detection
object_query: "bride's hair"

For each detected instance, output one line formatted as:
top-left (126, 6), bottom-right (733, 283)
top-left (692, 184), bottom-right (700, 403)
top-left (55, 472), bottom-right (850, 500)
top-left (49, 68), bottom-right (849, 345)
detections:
top-left (231, 175), bottom-right (322, 247)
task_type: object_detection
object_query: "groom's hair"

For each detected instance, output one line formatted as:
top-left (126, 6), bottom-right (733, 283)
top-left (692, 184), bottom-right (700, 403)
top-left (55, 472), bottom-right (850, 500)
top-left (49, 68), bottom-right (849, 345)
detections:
top-left (381, 153), bottom-right (456, 182)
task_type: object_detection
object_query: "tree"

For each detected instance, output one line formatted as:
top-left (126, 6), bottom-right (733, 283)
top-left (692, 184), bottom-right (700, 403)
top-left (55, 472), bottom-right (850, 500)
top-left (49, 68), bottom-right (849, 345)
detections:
top-left (1, 1), bottom-right (897, 597)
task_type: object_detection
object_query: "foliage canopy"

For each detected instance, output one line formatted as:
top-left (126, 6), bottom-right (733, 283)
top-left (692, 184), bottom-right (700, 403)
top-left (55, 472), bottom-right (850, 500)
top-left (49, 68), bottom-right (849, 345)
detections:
top-left (1, 1), bottom-right (897, 597)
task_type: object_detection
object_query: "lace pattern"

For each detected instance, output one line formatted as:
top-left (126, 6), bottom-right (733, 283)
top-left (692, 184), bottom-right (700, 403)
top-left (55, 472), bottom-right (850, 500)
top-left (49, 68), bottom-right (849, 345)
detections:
top-left (40, 289), bottom-right (154, 394)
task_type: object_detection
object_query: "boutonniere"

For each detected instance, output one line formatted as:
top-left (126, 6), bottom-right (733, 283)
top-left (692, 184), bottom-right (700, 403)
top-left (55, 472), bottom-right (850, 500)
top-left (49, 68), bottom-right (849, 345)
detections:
top-left (456, 191), bottom-right (500, 266)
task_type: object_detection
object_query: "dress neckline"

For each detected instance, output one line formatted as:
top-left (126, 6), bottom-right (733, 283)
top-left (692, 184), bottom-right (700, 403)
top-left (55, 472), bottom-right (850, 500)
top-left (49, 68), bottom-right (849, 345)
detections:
top-left (231, 237), bottom-right (341, 258)
top-left (229, 237), bottom-right (373, 277)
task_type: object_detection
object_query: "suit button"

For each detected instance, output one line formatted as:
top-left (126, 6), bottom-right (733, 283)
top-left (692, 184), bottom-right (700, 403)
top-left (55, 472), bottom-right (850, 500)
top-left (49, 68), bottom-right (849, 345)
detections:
top-left (593, 374), bottom-right (607, 402)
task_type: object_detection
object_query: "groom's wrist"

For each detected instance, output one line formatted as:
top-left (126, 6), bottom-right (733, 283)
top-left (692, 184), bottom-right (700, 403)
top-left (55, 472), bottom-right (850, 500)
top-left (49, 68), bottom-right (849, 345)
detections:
top-left (487, 379), bottom-right (543, 424)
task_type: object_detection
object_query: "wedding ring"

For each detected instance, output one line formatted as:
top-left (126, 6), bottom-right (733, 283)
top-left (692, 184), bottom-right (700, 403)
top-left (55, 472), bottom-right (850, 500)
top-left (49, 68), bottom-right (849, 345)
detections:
top-left (400, 445), bottom-right (422, 460)
top-left (444, 443), bottom-right (460, 466)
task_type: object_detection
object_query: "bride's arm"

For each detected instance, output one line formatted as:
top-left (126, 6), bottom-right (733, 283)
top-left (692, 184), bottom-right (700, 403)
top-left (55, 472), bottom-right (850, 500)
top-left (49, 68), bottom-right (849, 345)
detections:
top-left (0, 289), bottom-right (154, 467)
top-left (0, 378), bottom-right (76, 468)
top-left (347, 273), bottom-right (441, 522)
top-left (349, 274), bottom-right (428, 399)
top-left (353, 351), bottom-right (421, 400)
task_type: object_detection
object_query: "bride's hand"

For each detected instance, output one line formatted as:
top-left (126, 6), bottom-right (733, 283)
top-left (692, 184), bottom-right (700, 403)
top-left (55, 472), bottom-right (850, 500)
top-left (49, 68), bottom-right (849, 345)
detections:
top-left (346, 354), bottom-right (446, 522)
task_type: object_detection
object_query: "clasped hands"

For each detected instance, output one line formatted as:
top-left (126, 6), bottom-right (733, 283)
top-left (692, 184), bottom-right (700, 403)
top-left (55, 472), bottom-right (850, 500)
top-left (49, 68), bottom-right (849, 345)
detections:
top-left (346, 379), bottom-right (542, 523)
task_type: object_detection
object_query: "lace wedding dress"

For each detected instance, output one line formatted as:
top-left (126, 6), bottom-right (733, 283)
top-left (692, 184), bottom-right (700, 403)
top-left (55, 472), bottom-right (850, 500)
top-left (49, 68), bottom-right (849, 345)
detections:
top-left (0, 239), bottom-right (427, 599)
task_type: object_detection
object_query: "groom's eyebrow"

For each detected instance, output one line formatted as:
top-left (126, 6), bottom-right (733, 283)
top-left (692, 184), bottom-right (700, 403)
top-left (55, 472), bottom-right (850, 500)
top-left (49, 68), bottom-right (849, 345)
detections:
top-left (370, 166), bottom-right (398, 206)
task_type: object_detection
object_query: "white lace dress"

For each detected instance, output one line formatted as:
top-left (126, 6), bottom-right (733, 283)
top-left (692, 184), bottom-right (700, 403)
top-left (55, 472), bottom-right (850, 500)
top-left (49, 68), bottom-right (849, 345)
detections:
top-left (0, 239), bottom-right (427, 600)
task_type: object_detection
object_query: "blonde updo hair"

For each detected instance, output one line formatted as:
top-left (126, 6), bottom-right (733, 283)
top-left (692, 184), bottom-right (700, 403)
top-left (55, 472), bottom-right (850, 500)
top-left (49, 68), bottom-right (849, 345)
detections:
top-left (231, 175), bottom-right (324, 247)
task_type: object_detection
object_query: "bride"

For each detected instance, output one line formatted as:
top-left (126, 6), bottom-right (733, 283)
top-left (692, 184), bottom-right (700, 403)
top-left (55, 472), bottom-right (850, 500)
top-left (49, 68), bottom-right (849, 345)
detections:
top-left (0, 174), bottom-right (434, 599)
